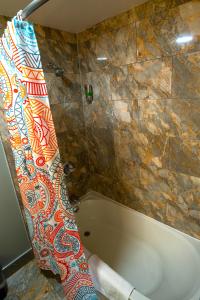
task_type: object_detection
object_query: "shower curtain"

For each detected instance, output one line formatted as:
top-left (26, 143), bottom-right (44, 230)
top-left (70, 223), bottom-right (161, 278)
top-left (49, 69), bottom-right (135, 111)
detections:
top-left (0, 17), bottom-right (97, 300)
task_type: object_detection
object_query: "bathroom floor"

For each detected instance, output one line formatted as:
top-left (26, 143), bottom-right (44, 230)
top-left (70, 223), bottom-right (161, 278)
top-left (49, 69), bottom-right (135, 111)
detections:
top-left (5, 260), bottom-right (106, 300)
top-left (5, 260), bottom-right (65, 300)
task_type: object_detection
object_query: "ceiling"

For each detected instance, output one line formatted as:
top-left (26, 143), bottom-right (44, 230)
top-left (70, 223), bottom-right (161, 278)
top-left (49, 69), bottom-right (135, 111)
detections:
top-left (0, 0), bottom-right (147, 33)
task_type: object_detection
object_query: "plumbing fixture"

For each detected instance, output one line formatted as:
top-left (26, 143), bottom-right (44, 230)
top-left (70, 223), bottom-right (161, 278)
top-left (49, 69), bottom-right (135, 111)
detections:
top-left (46, 62), bottom-right (64, 77)
top-left (63, 161), bottom-right (75, 177)
top-left (69, 194), bottom-right (80, 213)
top-left (84, 84), bottom-right (93, 104)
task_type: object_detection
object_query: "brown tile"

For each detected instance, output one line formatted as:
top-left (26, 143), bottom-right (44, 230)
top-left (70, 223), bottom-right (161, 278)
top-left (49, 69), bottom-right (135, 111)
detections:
top-left (78, 23), bottom-right (136, 73)
top-left (114, 125), bottom-right (140, 164)
top-left (83, 89), bottom-right (115, 178)
top-left (82, 71), bottom-right (111, 103)
top-left (135, 0), bottom-right (189, 21)
top-left (56, 131), bottom-right (89, 196)
top-left (115, 124), bottom-right (169, 171)
top-left (51, 102), bottom-right (85, 134)
top-left (35, 24), bottom-right (76, 44)
top-left (113, 99), bottom-right (139, 129)
top-left (77, 9), bottom-right (137, 42)
top-left (163, 170), bottom-right (200, 239)
top-left (139, 98), bottom-right (200, 140)
top-left (86, 125), bottom-right (117, 179)
top-left (57, 130), bottom-right (87, 166)
top-left (168, 137), bottom-right (200, 177)
top-left (117, 166), bottom-right (200, 239)
top-left (164, 98), bottom-right (200, 139)
top-left (77, 0), bottom-right (189, 44)
top-left (136, 18), bottom-right (169, 60)
top-left (87, 173), bottom-right (117, 199)
top-left (138, 99), bottom-right (167, 136)
top-left (84, 100), bottom-right (113, 134)
top-left (50, 100), bottom-right (89, 196)
top-left (172, 52), bottom-right (200, 98)
top-left (113, 100), bottom-right (140, 162)
top-left (166, 202), bottom-right (200, 239)
top-left (112, 99), bottom-right (170, 220)
top-left (136, 1), bottom-right (200, 60)
top-left (38, 38), bottom-right (78, 74)
top-left (45, 73), bottom-right (81, 105)
top-left (113, 168), bottom-right (169, 224)
top-left (134, 172), bottom-right (168, 222)
top-left (110, 57), bottom-right (172, 100)
top-left (51, 104), bottom-right (69, 133)
top-left (113, 99), bottom-right (169, 171)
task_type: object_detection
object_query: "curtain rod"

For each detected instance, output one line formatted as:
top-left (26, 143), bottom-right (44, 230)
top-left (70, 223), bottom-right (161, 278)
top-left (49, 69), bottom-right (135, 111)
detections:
top-left (17, 0), bottom-right (50, 20)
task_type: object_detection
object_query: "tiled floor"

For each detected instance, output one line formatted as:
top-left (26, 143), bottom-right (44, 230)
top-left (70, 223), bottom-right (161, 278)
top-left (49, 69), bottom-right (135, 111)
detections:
top-left (5, 260), bottom-right (64, 300)
top-left (5, 260), bottom-right (106, 300)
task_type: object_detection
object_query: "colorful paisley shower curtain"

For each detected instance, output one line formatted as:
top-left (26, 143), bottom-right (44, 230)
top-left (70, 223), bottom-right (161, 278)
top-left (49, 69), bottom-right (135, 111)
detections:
top-left (0, 18), bottom-right (97, 300)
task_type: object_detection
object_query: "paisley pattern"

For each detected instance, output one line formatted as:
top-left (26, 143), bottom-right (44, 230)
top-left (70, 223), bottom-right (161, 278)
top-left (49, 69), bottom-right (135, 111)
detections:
top-left (0, 18), bottom-right (97, 299)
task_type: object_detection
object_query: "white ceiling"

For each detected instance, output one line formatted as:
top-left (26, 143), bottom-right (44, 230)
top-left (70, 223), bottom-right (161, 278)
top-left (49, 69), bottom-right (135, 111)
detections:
top-left (0, 0), bottom-right (147, 33)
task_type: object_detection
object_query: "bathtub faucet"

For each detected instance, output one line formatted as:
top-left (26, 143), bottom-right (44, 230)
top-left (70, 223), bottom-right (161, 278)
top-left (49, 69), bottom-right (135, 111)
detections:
top-left (69, 194), bottom-right (80, 213)
top-left (63, 161), bottom-right (75, 177)
top-left (63, 162), bottom-right (80, 212)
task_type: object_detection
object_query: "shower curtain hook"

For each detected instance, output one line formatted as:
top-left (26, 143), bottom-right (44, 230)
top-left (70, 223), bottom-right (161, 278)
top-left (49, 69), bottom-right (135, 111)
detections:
top-left (16, 10), bottom-right (23, 21)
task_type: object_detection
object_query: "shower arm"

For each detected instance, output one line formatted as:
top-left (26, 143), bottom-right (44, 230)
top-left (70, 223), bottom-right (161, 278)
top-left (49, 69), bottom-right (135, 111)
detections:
top-left (17, 0), bottom-right (50, 20)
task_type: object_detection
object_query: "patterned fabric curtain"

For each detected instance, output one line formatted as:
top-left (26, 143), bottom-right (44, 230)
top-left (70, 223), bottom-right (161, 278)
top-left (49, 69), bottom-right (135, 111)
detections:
top-left (0, 18), bottom-right (97, 300)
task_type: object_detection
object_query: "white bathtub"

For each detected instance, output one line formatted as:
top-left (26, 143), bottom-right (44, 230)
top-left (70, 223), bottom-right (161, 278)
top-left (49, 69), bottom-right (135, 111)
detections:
top-left (76, 192), bottom-right (200, 300)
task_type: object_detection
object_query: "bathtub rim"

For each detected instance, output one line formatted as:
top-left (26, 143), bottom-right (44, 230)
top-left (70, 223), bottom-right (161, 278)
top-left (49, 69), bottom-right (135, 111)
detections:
top-left (79, 191), bottom-right (200, 300)
top-left (81, 190), bottom-right (200, 248)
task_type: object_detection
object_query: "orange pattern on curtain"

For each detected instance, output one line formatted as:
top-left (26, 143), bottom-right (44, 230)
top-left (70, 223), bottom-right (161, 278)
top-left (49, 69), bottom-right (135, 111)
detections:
top-left (0, 17), bottom-right (97, 300)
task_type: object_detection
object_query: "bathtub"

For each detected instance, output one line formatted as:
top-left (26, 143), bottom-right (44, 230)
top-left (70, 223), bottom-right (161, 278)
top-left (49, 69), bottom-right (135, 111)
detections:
top-left (76, 191), bottom-right (200, 300)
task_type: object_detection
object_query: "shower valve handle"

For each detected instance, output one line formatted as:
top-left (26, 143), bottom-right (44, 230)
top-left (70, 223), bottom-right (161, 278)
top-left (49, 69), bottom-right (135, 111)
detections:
top-left (63, 161), bottom-right (75, 176)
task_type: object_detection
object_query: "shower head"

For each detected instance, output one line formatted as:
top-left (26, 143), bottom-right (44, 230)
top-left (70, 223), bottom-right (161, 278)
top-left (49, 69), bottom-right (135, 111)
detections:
top-left (46, 62), bottom-right (64, 77)
top-left (55, 67), bottom-right (64, 77)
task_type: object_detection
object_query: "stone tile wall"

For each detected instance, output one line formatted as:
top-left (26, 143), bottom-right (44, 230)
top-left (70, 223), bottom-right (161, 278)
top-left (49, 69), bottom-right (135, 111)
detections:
top-left (0, 0), bottom-right (200, 240)
top-left (77, 0), bottom-right (200, 239)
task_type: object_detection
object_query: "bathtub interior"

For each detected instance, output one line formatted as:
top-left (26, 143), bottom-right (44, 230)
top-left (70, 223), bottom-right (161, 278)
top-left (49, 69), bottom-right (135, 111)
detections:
top-left (76, 192), bottom-right (200, 300)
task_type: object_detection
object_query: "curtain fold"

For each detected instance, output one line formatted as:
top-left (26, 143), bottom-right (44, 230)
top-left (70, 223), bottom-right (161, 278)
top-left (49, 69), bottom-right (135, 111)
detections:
top-left (0, 17), bottom-right (97, 300)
